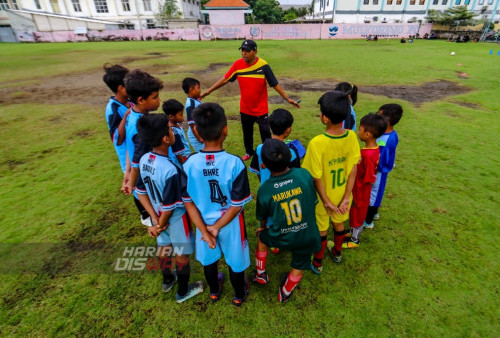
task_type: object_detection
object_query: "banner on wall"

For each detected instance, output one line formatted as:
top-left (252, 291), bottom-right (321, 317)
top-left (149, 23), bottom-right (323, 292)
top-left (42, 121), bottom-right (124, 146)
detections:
top-left (17, 23), bottom-right (431, 43)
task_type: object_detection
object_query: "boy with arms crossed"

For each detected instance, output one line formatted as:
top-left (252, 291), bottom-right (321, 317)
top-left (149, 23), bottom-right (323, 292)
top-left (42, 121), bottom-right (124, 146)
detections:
top-left (135, 114), bottom-right (203, 302)
top-left (302, 91), bottom-right (360, 273)
top-left (254, 139), bottom-right (321, 302)
top-left (342, 113), bottom-right (386, 248)
top-left (181, 103), bottom-right (252, 307)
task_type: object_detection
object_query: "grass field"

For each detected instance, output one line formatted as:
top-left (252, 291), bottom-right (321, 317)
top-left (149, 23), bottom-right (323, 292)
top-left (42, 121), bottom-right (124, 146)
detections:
top-left (0, 39), bottom-right (499, 336)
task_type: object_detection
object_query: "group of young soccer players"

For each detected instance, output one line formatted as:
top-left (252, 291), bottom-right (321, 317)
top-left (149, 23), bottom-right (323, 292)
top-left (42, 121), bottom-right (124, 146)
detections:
top-left (103, 63), bottom-right (403, 305)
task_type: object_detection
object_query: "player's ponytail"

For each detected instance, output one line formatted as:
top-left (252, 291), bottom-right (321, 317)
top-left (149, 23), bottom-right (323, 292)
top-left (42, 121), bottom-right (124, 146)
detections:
top-left (334, 82), bottom-right (358, 106)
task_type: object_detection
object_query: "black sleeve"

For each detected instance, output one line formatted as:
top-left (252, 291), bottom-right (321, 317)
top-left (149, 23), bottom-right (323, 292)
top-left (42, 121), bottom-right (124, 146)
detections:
top-left (249, 153), bottom-right (260, 174)
top-left (231, 167), bottom-right (251, 205)
top-left (162, 172), bottom-right (183, 208)
top-left (132, 134), bottom-right (151, 165)
top-left (136, 173), bottom-right (145, 191)
top-left (108, 102), bottom-right (122, 139)
top-left (186, 99), bottom-right (196, 123)
top-left (262, 64), bottom-right (279, 88)
top-left (171, 132), bottom-right (185, 154)
top-left (180, 166), bottom-right (190, 199)
top-left (288, 146), bottom-right (301, 169)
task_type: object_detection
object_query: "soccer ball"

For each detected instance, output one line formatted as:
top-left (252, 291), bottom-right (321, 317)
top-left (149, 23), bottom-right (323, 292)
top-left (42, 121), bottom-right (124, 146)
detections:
top-left (450, 52), bottom-right (456, 56)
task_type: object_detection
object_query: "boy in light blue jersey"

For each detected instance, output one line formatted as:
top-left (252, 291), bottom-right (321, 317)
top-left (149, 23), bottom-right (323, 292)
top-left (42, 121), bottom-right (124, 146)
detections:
top-left (162, 99), bottom-right (191, 167)
top-left (182, 78), bottom-right (204, 152)
top-left (364, 103), bottom-right (403, 229)
top-left (135, 114), bottom-right (203, 303)
top-left (181, 103), bottom-right (252, 307)
top-left (102, 64), bottom-right (130, 173)
top-left (122, 70), bottom-right (163, 227)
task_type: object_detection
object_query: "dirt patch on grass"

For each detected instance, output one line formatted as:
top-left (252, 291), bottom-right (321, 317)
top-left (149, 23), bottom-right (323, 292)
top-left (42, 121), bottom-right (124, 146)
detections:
top-left (194, 62), bottom-right (232, 74)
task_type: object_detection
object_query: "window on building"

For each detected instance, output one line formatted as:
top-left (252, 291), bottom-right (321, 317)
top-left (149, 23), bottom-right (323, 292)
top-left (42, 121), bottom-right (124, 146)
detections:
top-left (396, 0), bottom-right (402, 4)
top-left (433, 0), bottom-right (438, 3)
top-left (72, 0), bottom-right (82, 11)
top-left (464, 0), bottom-right (470, 4)
top-left (12, 0), bottom-right (19, 9)
top-left (387, 0), bottom-right (393, 4)
top-left (478, 0), bottom-right (484, 5)
top-left (121, 0), bottom-right (130, 11)
top-left (0, 0), bottom-right (9, 10)
top-left (442, 0), bottom-right (447, 5)
top-left (487, 0), bottom-right (492, 4)
top-left (34, 0), bottom-right (41, 8)
top-left (455, 0), bottom-right (461, 5)
top-left (374, 0), bottom-right (379, 4)
top-left (94, 0), bottom-right (108, 13)
top-left (146, 19), bottom-right (155, 28)
top-left (364, 0), bottom-right (369, 4)
top-left (143, 0), bottom-right (151, 11)
top-left (419, 0), bottom-right (425, 4)
top-left (410, 0), bottom-right (415, 4)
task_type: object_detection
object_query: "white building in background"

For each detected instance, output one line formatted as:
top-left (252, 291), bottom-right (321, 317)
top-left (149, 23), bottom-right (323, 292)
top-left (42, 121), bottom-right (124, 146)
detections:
top-left (0, 0), bottom-right (202, 29)
top-left (311, 0), bottom-right (500, 24)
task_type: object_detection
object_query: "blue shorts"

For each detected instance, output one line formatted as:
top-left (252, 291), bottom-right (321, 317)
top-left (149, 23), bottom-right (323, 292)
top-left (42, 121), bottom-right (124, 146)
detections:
top-left (195, 212), bottom-right (250, 273)
top-left (187, 127), bottom-right (204, 153)
top-left (370, 172), bottom-right (388, 208)
top-left (157, 213), bottom-right (195, 255)
top-left (112, 129), bottom-right (127, 173)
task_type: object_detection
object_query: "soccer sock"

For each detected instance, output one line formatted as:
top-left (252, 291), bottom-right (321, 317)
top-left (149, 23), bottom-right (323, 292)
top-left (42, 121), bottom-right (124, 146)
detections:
top-left (351, 226), bottom-right (363, 243)
top-left (255, 250), bottom-right (268, 274)
top-left (203, 262), bottom-right (219, 294)
top-left (229, 267), bottom-right (246, 300)
top-left (282, 273), bottom-right (302, 296)
top-left (365, 206), bottom-right (379, 224)
top-left (133, 197), bottom-right (150, 220)
top-left (333, 230), bottom-right (347, 254)
top-left (176, 260), bottom-right (190, 297)
top-left (313, 236), bottom-right (327, 267)
top-left (161, 257), bottom-right (175, 284)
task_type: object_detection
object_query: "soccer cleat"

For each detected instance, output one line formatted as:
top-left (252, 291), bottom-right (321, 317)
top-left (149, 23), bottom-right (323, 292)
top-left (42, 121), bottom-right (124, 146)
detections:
top-left (342, 238), bottom-right (359, 249)
top-left (327, 240), bottom-right (342, 263)
top-left (252, 270), bottom-right (270, 285)
top-left (241, 154), bottom-right (251, 161)
top-left (141, 216), bottom-right (153, 227)
top-left (270, 247), bottom-right (280, 254)
top-left (363, 221), bottom-right (375, 229)
top-left (176, 281), bottom-right (204, 303)
top-left (209, 272), bottom-right (224, 303)
top-left (373, 213), bottom-right (380, 220)
top-left (232, 278), bottom-right (250, 307)
top-left (310, 262), bottom-right (323, 275)
top-left (162, 271), bottom-right (177, 293)
top-left (277, 274), bottom-right (292, 303)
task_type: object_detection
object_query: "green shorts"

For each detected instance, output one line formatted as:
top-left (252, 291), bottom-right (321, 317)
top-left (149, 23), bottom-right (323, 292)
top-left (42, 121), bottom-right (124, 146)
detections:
top-left (258, 229), bottom-right (312, 271)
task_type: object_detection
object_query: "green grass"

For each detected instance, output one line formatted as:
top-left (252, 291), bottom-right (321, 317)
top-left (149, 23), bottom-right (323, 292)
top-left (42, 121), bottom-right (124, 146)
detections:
top-left (0, 40), bottom-right (499, 336)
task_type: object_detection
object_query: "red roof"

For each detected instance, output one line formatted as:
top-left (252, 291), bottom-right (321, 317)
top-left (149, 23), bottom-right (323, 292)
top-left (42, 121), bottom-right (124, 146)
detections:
top-left (204, 0), bottom-right (249, 8)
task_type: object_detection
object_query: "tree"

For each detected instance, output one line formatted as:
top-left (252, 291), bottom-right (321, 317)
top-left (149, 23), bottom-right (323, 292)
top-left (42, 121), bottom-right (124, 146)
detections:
top-left (155, 0), bottom-right (182, 26)
top-left (252, 0), bottom-right (283, 23)
top-left (425, 6), bottom-right (478, 27)
top-left (283, 6), bottom-right (308, 22)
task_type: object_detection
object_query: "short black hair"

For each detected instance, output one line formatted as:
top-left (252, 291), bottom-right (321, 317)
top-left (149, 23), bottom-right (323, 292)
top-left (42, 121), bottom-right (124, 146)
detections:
top-left (317, 91), bottom-right (350, 124)
top-left (269, 109), bottom-right (294, 136)
top-left (261, 139), bottom-right (291, 173)
top-left (103, 64), bottom-right (129, 93)
top-left (137, 114), bottom-right (170, 148)
top-left (162, 99), bottom-right (184, 116)
top-left (192, 103), bottom-right (227, 141)
top-left (182, 77), bottom-right (200, 94)
top-left (124, 69), bottom-right (163, 104)
top-left (360, 113), bottom-right (387, 139)
top-left (334, 82), bottom-right (358, 106)
top-left (378, 103), bottom-right (403, 126)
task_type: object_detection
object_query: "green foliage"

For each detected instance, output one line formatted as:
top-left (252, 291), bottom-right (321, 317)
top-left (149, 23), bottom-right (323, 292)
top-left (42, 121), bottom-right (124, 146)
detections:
top-left (0, 40), bottom-right (499, 336)
top-left (252, 0), bottom-right (283, 23)
top-left (283, 6), bottom-right (308, 22)
top-left (426, 5), bottom-right (478, 27)
top-left (155, 0), bottom-right (181, 26)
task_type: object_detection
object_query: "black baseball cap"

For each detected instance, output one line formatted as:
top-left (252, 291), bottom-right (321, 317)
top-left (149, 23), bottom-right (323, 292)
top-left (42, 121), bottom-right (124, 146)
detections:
top-left (239, 39), bottom-right (257, 51)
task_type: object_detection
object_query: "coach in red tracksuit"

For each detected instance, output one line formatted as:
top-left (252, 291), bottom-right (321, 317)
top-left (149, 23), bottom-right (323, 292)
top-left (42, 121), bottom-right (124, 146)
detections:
top-left (201, 40), bottom-right (300, 161)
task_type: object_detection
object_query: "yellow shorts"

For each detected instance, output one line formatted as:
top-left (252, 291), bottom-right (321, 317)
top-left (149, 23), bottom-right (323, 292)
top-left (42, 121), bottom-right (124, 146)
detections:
top-left (315, 196), bottom-right (351, 231)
